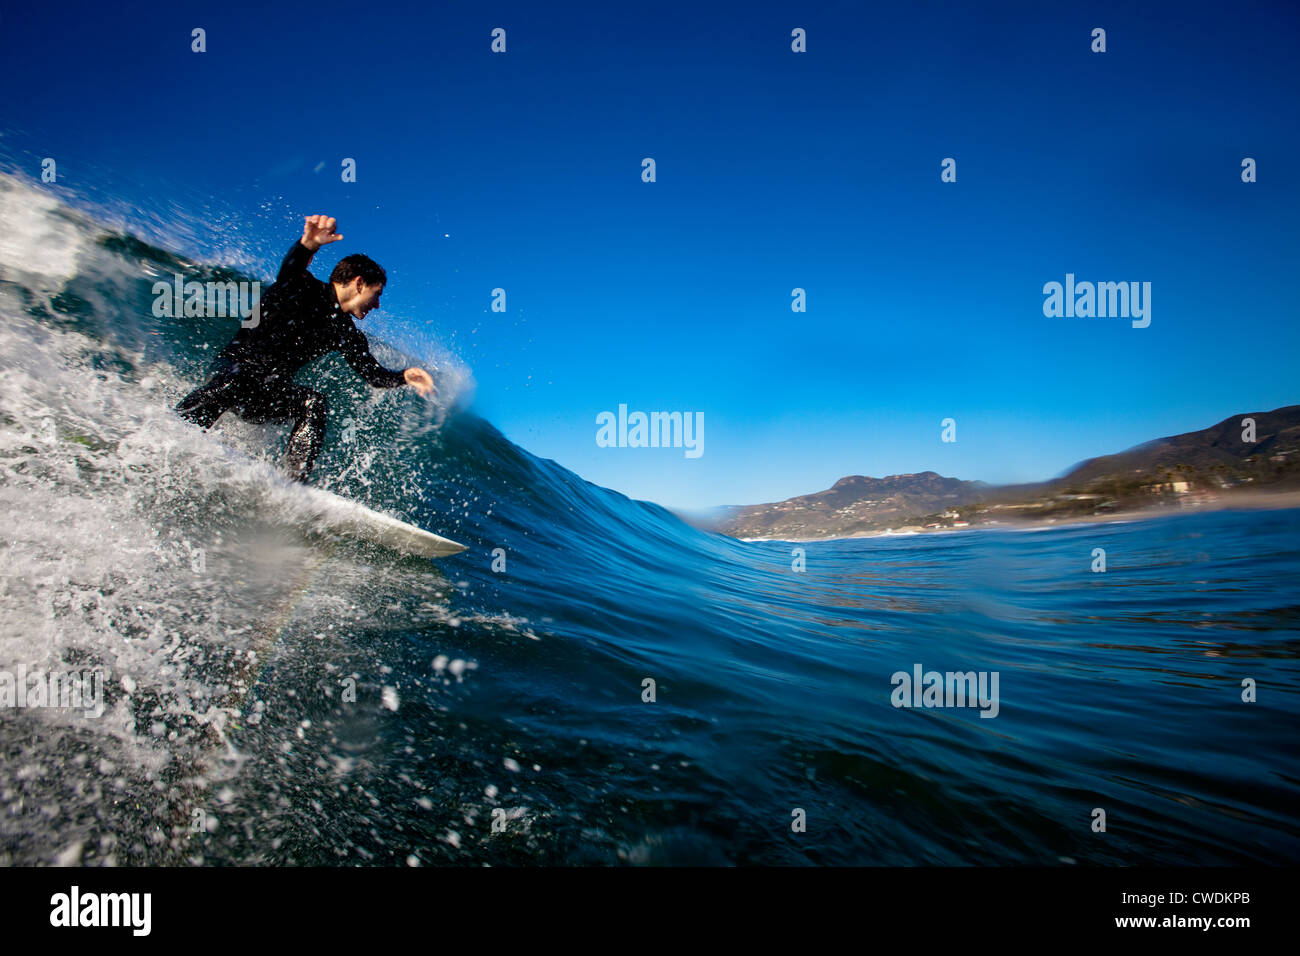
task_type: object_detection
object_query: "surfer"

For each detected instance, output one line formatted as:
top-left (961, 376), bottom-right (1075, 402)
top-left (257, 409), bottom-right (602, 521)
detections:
top-left (174, 215), bottom-right (434, 482)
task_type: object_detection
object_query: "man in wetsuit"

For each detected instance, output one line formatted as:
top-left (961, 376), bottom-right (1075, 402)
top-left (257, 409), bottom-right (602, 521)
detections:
top-left (174, 215), bottom-right (434, 482)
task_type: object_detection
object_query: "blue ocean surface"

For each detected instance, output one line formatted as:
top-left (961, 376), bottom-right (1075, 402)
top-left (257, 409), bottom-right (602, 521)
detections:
top-left (0, 174), bottom-right (1296, 865)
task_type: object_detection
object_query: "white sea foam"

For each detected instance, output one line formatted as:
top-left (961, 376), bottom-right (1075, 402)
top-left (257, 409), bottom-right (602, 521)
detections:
top-left (0, 173), bottom-right (494, 778)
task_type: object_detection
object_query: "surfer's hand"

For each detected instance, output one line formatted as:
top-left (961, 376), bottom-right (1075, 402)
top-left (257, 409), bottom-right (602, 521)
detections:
top-left (301, 215), bottom-right (343, 251)
top-left (404, 368), bottom-right (435, 397)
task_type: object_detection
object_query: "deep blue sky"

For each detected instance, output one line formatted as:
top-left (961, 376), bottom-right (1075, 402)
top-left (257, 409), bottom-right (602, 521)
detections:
top-left (2, 0), bottom-right (1297, 510)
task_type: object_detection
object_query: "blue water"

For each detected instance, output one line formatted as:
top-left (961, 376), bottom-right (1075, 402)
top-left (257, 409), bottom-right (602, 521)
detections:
top-left (300, 479), bottom-right (1300, 865)
top-left (0, 174), bottom-right (1296, 865)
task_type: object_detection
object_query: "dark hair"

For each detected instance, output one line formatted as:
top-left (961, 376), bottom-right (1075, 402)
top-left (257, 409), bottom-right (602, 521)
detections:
top-left (330, 254), bottom-right (386, 288)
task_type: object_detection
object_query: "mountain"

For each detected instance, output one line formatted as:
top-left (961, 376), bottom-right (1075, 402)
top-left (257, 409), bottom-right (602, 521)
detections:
top-left (707, 471), bottom-right (989, 539)
top-left (704, 405), bottom-right (1300, 540)
top-left (1050, 405), bottom-right (1300, 489)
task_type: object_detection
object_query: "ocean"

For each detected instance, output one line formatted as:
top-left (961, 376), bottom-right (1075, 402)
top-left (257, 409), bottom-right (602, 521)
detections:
top-left (1, 173), bottom-right (1296, 866)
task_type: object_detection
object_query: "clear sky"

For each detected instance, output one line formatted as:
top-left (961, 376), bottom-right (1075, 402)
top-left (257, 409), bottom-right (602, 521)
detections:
top-left (2, 0), bottom-right (1297, 511)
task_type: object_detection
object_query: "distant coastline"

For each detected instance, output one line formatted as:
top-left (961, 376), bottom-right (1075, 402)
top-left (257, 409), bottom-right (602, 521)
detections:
top-left (736, 488), bottom-right (1300, 543)
top-left (705, 405), bottom-right (1300, 542)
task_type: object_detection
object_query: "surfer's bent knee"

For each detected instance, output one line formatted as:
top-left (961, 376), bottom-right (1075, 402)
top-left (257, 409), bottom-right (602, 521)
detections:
top-left (301, 389), bottom-right (328, 424)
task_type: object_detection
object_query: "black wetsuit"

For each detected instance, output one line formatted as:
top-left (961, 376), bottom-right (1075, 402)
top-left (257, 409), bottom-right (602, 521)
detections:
top-left (174, 240), bottom-right (407, 482)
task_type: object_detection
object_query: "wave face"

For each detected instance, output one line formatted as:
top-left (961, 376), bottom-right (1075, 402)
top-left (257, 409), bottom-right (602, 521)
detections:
top-left (1, 173), bottom-right (1298, 866)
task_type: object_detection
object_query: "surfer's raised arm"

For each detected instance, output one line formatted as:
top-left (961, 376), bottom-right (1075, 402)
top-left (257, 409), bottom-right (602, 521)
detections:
top-left (300, 214), bottom-right (343, 252)
top-left (277, 214), bottom-right (344, 282)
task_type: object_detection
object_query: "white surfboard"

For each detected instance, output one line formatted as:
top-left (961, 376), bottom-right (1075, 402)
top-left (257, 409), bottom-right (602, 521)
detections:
top-left (293, 484), bottom-right (468, 559)
top-left (197, 434), bottom-right (466, 558)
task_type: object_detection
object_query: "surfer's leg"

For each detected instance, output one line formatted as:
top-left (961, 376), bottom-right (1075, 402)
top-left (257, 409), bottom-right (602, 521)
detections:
top-left (174, 365), bottom-right (246, 429)
top-left (279, 386), bottom-right (329, 484)
top-left (229, 381), bottom-right (328, 483)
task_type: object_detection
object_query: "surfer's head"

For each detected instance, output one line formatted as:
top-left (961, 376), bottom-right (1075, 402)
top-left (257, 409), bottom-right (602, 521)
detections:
top-left (331, 254), bottom-right (387, 320)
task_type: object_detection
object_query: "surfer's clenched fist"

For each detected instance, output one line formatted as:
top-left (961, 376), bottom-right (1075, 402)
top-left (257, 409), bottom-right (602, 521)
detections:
top-left (301, 215), bottom-right (343, 252)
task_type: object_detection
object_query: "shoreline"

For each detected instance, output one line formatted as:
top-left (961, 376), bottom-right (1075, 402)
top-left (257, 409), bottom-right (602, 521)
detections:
top-left (736, 489), bottom-right (1300, 544)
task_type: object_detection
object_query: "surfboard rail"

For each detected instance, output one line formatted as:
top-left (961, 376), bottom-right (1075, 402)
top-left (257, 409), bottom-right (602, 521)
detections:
top-left (294, 486), bottom-right (467, 558)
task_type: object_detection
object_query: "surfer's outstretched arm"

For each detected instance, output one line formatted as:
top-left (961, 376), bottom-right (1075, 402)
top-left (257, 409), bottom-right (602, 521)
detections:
top-left (337, 323), bottom-right (436, 397)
